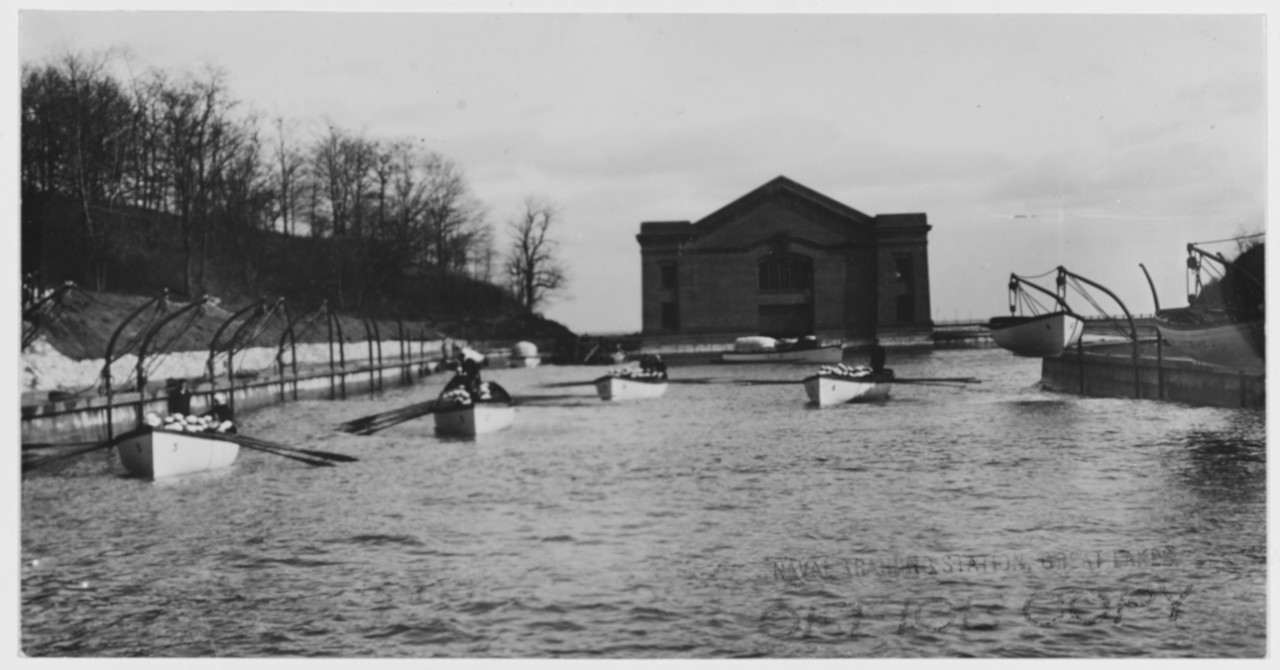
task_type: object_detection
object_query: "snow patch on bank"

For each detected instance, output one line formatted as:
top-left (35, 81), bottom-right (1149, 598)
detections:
top-left (22, 336), bottom-right (448, 394)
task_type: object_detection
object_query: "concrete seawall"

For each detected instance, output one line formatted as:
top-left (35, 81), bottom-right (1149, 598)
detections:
top-left (21, 354), bottom-right (444, 445)
top-left (1040, 344), bottom-right (1264, 409)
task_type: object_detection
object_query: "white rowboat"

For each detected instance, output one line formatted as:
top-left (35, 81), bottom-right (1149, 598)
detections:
top-left (115, 428), bottom-right (241, 479)
top-left (802, 372), bottom-right (894, 406)
top-left (717, 344), bottom-right (844, 364)
top-left (595, 375), bottom-right (669, 401)
top-left (433, 402), bottom-right (515, 436)
top-left (989, 312), bottom-right (1084, 358)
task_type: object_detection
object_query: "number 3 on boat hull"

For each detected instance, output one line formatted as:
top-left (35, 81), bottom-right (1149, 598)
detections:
top-left (115, 428), bottom-right (241, 479)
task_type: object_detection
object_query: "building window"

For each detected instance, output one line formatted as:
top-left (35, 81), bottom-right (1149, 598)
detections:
top-left (659, 263), bottom-right (678, 291)
top-left (661, 302), bottom-right (680, 331)
top-left (894, 253), bottom-right (914, 286)
top-left (758, 254), bottom-right (813, 292)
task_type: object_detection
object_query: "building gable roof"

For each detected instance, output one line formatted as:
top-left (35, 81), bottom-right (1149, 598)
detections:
top-left (691, 175), bottom-right (876, 240)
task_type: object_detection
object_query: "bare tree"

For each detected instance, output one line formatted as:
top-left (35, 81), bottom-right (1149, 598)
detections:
top-left (467, 220), bottom-right (497, 282)
top-left (505, 197), bottom-right (568, 312)
top-left (420, 154), bottom-right (485, 274)
top-left (23, 50), bottom-right (135, 289)
top-left (152, 66), bottom-right (252, 295)
top-left (21, 47), bottom-right (517, 311)
top-left (272, 116), bottom-right (305, 235)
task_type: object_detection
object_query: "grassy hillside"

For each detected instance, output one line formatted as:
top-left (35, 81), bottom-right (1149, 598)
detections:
top-left (22, 193), bottom-right (577, 360)
top-left (25, 288), bottom-right (576, 363)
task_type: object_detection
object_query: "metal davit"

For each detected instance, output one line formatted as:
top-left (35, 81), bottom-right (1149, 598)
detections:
top-left (1054, 266), bottom-right (1142, 397)
top-left (205, 298), bottom-right (269, 386)
top-left (100, 290), bottom-right (169, 439)
top-left (1001, 266), bottom-right (1144, 397)
top-left (273, 301), bottom-right (351, 402)
top-left (327, 303), bottom-right (347, 400)
top-left (276, 303), bottom-right (324, 403)
top-left (215, 298), bottom-right (287, 416)
top-left (361, 316), bottom-right (384, 393)
top-left (134, 296), bottom-right (211, 427)
top-left (23, 281), bottom-right (81, 350)
top-left (1004, 271), bottom-right (1077, 320)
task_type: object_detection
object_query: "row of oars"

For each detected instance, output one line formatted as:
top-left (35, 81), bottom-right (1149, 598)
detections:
top-left (336, 400), bottom-right (437, 436)
top-left (540, 378), bottom-right (717, 388)
top-left (736, 376), bottom-right (982, 386)
top-left (333, 372), bottom-right (983, 439)
top-left (24, 370), bottom-right (981, 475)
top-left (544, 375), bottom-right (981, 388)
top-left (22, 428), bottom-right (356, 475)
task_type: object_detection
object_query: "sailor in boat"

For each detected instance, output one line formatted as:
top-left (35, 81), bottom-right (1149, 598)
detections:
top-left (166, 378), bottom-right (193, 416)
top-left (442, 358), bottom-right (512, 404)
top-left (444, 358), bottom-right (483, 395)
top-left (639, 354), bottom-right (669, 380)
top-left (205, 393), bottom-right (237, 433)
top-left (870, 341), bottom-right (887, 373)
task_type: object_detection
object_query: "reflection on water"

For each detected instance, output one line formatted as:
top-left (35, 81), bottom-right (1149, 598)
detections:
top-left (21, 349), bottom-right (1266, 658)
top-left (1174, 423), bottom-right (1266, 504)
top-left (1183, 427), bottom-right (1266, 464)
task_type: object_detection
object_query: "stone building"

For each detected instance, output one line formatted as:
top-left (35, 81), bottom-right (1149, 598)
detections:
top-left (636, 176), bottom-right (932, 347)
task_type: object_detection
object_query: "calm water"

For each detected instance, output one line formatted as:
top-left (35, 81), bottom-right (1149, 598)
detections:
top-left (21, 349), bottom-right (1266, 658)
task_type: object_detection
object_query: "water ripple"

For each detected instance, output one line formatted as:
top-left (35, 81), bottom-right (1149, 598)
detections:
top-left (21, 349), bottom-right (1265, 658)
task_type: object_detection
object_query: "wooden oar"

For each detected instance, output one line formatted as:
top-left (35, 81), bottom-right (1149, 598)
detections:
top-left (22, 440), bottom-right (103, 451)
top-left (887, 377), bottom-right (982, 385)
top-left (353, 407), bottom-right (436, 435)
top-left (736, 376), bottom-right (982, 386)
top-left (340, 379), bottom-right (516, 436)
top-left (191, 431), bottom-right (346, 465)
top-left (22, 428), bottom-right (144, 474)
top-left (337, 400), bottom-right (437, 435)
top-left (542, 377), bottom-right (711, 388)
top-left (229, 434), bottom-right (358, 462)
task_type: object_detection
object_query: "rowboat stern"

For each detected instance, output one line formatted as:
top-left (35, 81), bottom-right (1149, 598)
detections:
top-left (433, 402), bottom-right (516, 436)
top-left (594, 375), bottom-right (670, 401)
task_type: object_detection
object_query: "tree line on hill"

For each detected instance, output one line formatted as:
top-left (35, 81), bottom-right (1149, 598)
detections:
top-left (21, 49), bottom-right (567, 319)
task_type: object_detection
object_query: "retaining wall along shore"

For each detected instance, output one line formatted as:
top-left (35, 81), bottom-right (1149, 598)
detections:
top-left (1040, 343), bottom-right (1264, 409)
top-left (20, 334), bottom-right (453, 445)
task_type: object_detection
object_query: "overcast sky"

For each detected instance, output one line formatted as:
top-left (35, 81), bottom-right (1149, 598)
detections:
top-left (14, 4), bottom-right (1271, 333)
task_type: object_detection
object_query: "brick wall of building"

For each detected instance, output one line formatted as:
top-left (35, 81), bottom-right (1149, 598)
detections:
top-left (636, 177), bottom-right (931, 343)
